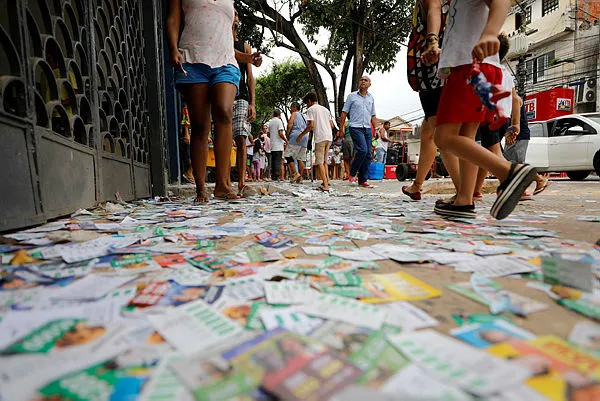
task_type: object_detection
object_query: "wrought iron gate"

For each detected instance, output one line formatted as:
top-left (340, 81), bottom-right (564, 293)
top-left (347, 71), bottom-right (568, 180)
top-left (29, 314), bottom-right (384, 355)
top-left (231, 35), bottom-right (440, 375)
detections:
top-left (0, 0), bottom-right (168, 232)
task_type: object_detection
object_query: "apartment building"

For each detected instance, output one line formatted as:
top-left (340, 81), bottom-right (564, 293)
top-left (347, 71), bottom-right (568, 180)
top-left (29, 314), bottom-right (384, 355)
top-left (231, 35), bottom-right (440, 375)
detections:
top-left (502, 0), bottom-right (599, 114)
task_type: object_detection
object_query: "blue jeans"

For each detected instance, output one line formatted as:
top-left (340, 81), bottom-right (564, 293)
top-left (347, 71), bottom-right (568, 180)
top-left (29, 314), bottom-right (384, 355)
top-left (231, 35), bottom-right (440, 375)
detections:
top-left (375, 148), bottom-right (387, 164)
top-left (349, 127), bottom-right (372, 184)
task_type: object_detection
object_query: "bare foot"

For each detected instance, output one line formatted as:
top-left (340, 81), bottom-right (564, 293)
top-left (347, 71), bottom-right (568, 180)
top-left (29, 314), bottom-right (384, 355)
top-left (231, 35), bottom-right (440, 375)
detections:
top-left (214, 186), bottom-right (241, 200)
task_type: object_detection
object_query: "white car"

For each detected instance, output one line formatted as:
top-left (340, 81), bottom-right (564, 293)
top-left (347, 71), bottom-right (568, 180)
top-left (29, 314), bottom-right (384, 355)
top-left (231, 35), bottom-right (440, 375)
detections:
top-left (525, 113), bottom-right (600, 180)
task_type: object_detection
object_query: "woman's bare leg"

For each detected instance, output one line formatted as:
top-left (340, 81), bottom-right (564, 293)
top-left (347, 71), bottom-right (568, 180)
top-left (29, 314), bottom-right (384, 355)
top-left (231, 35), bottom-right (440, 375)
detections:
top-left (210, 82), bottom-right (238, 198)
top-left (181, 84), bottom-right (211, 202)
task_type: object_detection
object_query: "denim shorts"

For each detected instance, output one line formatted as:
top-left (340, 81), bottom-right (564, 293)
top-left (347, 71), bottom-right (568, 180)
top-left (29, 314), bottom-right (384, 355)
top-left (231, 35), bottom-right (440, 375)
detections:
top-left (175, 63), bottom-right (240, 93)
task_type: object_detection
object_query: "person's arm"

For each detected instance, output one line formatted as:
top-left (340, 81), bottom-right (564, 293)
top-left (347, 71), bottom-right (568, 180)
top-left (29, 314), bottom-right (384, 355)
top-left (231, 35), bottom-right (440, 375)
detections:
top-left (472, 0), bottom-right (510, 61)
top-left (510, 90), bottom-right (521, 134)
top-left (235, 50), bottom-right (263, 67)
top-left (338, 111), bottom-right (348, 137)
top-left (278, 121), bottom-right (287, 144)
top-left (381, 130), bottom-right (391, 142)
top-left (421, 0), bottom-right (442, 66)
top-left (286, 111), bottom-right (297, 137)
top-left (244, 43), bottom-right (257, 121)
top-left (297, 120), bottom-right (315, 143)
top-left (370, 115), bottom-right (378, 131)
top-left (166, 0), bottom-right (185, 73)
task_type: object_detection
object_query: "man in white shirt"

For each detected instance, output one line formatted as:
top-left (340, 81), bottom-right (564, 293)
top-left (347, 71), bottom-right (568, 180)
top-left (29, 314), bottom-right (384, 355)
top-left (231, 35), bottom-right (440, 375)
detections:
top-left (375, 121), bottom-right (398, 164)
top-left (268, 109), bottom-right (288, 181)
top-left (297, 92), bottom-right (335, 191)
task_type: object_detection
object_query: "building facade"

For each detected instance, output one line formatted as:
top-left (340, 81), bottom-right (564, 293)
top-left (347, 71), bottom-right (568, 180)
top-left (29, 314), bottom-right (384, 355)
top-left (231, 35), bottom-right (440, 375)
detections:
top-left (0, 0), bottom-right (169, 231)
top-left (503, 0), bottom-right (599, 113)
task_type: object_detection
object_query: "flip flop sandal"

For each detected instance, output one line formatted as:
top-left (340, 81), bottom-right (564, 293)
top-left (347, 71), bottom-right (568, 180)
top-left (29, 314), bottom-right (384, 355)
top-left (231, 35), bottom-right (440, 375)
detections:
top-left (491, 163), bottom-right (537, 220)
top-left (533, 180), bottom-right (550, 195)
top-left (213, 191), bottom-right (242, 201)
top-left (402, 186), bottom-right (422, 201)
top-left (182, 175), bottom-right (195, 185)
top-left (193, 188), bottom-right (208, 204)
top-left (238, 185), bottom-right (251, 197)
top-left (315, 185), bottom-right (330, 192)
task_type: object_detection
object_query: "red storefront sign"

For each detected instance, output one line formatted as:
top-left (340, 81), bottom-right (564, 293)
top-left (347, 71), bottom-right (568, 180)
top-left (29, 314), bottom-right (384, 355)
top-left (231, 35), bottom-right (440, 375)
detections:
top-left (524, 87), bottom-right (575, 122)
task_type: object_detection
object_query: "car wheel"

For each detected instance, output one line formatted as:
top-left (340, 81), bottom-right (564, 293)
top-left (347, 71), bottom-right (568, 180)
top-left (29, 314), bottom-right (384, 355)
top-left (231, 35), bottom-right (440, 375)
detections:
top-left (594, 151), bottom-right (600, 177)
top-left (566, 170), bottom-right (591, 181)
top-left (396, 163), bottom-right (410, 181)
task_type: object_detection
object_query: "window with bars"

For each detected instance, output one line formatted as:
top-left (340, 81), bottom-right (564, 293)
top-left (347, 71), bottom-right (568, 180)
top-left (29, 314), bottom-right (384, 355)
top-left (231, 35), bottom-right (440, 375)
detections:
top-left (542, 0), bottom-right (559, 16)
top-left (525, 51), bottom-right (555, 83)
top-left (525, 6), bottom-right (532, 23)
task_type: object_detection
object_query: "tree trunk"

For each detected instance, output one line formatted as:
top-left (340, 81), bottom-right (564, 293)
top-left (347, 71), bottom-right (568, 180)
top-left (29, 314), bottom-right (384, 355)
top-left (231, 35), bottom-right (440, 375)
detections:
top-left (350, 1), bottom-right (367, 91)
top-left (241, 1), bottom-right (331, 110)
top-left (337, 50), bottom-right (353, 118)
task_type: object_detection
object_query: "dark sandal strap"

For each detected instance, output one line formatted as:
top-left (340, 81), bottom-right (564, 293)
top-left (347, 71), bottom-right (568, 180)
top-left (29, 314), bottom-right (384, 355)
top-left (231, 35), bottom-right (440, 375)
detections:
top-left (497, 163), bottom-right (520, 194)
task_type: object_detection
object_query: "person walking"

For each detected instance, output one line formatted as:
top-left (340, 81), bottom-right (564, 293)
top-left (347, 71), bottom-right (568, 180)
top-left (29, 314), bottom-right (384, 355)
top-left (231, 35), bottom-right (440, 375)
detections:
top-left (285, 102), bottom-right (308, 183)
top-left (166, 0), bottom-right (261, 202)
top-left (268, 110), bottom-right (288, 181)
top-left (338, 76), bottom-right (378, 188)
top-left (298, 92), bottom-right (335, 191)
top-left (232, 9), bottom-right (257, 196)
top-left (402, 0), bottom-right (460, 201)
top-left (432, 0), bottom-right (536, 220)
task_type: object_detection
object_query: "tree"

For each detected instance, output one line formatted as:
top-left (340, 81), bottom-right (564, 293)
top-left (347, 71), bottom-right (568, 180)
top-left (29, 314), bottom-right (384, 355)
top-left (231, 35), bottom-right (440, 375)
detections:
top-left (252, 59), bottom-right (313, 133)
top-left (236, 0), bottom-right (413, 118)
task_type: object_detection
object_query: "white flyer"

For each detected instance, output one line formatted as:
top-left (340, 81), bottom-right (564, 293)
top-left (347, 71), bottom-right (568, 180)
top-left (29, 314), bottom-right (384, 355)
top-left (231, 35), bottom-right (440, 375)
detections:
top-left (426, 252), bottom-right (484, 265)
top-left (263, 281), bottom-right (318, 304)
top-left (383, 302), bottom-right (439, 331)
top-left (139, 353), bottom-right (195, 401)
top-left (473, 245), bottom-right (513, 256)
top-left (381, 364), bottom-right (472, 401)
top-left (148, 299), bottom-right (243, 353)
top-left (46, 275), bottom-right (135, 301)
top-left (568, 321), bottom-right (600, 353)
top-left (259, 307), bottom-right (324, 335)
top-left (330, 248), bottom-right (387, 261)
top-left (302, 246), bottom-right (331, 255)
top-left (454, 256), bottom-right (539, 277)
top-left (223, 277), bottom-right (265, 301)
top-left (387, 330), bottom-right (531, 396)
top-left (295, 293), bottom-right (387, 330)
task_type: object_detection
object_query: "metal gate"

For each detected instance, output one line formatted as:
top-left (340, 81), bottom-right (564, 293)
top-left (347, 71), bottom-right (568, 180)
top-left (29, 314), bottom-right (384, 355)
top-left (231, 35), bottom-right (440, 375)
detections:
top-left (0, 0), bottom-right (168, 232)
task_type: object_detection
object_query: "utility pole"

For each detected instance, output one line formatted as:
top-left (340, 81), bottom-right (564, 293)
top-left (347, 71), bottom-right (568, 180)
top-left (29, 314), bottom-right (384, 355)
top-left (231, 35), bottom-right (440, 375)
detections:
top-left (515, 0), bottom-right (529, 100)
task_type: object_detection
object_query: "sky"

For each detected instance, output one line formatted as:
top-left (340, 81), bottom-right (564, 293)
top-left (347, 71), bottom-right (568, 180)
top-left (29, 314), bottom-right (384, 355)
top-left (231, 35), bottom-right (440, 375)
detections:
top-left (256, 27), bottom-right (423, 126)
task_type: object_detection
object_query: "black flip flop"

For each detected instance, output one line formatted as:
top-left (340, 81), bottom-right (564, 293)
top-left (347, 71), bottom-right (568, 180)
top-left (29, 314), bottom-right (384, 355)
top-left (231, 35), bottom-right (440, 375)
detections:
top-left (490, 163), bottom-right (537, 220)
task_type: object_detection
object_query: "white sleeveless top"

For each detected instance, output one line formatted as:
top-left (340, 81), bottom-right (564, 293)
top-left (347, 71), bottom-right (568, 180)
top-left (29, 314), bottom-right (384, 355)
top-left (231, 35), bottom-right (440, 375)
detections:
top-left (439, 0), bottom-right (500, 70)
top-left (178, 0), bottom-right (238, 68)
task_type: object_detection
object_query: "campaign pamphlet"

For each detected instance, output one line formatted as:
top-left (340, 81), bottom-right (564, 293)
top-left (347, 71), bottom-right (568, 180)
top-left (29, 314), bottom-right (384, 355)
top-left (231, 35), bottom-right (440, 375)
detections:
top-left (542, 256), bottom-right (594, 292)
top-left (450, 319), bottom-right (535, 348)
top-left (388, 330), bottom-right (532, 396)
top-left (359, 272), bottom-right (442, 303)
top-left (223, 329), bottom-right (363, 401)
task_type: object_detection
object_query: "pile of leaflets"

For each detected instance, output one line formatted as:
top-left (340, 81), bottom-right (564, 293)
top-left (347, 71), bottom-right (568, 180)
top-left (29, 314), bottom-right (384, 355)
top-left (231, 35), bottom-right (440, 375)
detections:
top-left (1, 186), bottom-right (599, 401)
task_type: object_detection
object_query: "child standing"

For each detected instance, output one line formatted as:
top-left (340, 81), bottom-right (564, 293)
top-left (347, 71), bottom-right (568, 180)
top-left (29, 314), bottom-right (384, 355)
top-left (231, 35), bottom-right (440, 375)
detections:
top-left (332, 136), bottom-right (343, 179)
top-left (433, 0), bottom-right (536, 220)
top-left (252, 137), bottom-right (263, 181)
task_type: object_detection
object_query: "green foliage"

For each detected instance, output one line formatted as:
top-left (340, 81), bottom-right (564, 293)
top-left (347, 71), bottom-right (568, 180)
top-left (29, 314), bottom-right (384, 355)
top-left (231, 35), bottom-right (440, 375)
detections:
top-left (300, 0), bottom-right (414, 74)
top-left (252, 59), bottom-right (313, 133)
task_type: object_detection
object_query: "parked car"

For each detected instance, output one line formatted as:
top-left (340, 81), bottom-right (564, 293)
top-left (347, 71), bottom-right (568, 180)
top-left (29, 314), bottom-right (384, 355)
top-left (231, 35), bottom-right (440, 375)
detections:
top-left (524, 113), bottom-right (600, 180)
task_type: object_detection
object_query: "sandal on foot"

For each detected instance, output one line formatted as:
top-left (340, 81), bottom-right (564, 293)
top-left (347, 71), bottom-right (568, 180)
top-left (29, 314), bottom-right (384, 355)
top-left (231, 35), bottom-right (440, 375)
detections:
top-left (315, 185), bottom-right (330, 192)
top-left (193, 188), bottom-right (209, 204)
top-left (402, 185), bottom-right (422, 201)
top-left (533, 178), bottom-right (549, 195)
top-left (213, 191), bottom-right (242, 201)
top-left (491, 163), bottom-right (537, 220)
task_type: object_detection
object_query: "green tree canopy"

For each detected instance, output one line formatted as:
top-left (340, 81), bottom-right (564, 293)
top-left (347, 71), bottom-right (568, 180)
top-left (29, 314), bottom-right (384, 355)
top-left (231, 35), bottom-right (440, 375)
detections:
top-left (252, 59), bottom-right (313, 133)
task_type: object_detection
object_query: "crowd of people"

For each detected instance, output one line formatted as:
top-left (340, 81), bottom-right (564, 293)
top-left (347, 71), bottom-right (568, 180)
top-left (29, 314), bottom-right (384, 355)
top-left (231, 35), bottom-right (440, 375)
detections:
top-left (167, 0), bottom-right (547, 220)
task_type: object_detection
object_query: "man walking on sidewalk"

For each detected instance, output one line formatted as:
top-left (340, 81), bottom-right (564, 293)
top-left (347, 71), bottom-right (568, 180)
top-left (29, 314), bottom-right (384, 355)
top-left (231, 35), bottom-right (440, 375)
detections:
top-left (338, 76), bottom-right (379, 188)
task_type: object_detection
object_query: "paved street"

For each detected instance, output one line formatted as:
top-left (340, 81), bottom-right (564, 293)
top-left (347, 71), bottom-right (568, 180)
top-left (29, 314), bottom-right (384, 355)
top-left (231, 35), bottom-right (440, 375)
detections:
top-left (1, 174), bottom-right (599, 399)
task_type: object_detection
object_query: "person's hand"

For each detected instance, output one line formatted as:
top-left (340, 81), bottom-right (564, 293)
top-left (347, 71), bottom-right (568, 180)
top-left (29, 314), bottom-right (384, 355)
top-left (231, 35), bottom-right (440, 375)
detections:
top-left (337, 130), bottom-right (344, 138)
top-left (251, 52), bottom-right (262, 67)
top-left (509, 124), bottom-right (520, 135)
top-left (170, 49), bottom-right (187, 75)
top-left (247, 104), bottom-right (256, 122)
top-left (183, 134), bottom-right (191, 145)
top-left (296, 135), bottom-right (302, 144)
top-left (472, 33), bottom-right (500, 61)
top-left (421, 42), bottom-right (440, 66)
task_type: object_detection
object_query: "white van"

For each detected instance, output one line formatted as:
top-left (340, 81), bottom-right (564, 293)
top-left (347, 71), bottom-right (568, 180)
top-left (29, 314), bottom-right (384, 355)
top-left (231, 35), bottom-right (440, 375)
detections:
top-left (525, 113), bottom-right (600, 180)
